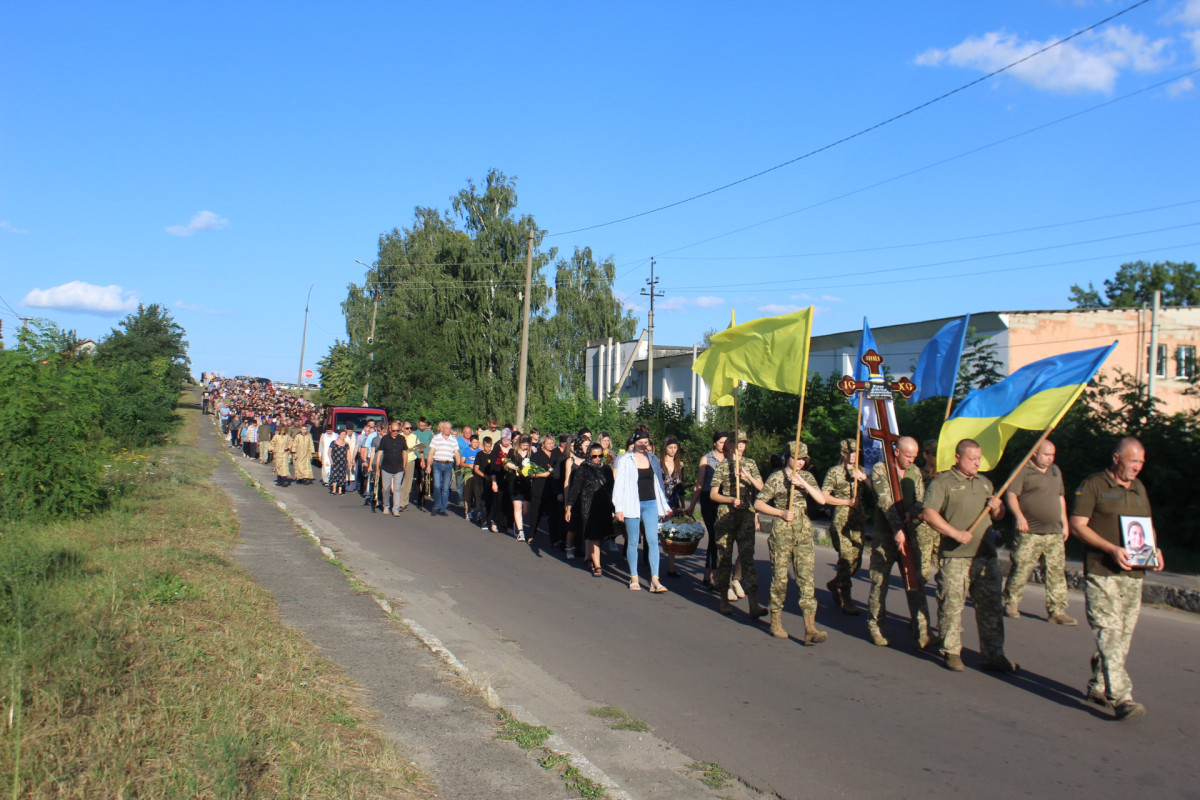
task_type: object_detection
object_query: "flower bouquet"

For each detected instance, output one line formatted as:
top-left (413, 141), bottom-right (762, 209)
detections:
top-left (520, 460), bottom-right (550, 478)
top-left (658, 512), bottom-right (705, 556)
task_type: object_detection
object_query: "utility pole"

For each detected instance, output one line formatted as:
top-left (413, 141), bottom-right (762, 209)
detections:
top-left (641, 258), bottom-right (664, 405)
top-left (297, 284), bottom-right (313, 388)
top-left (1147, 289), bottom-right (1161, 401)
top-left (356, 260), bottom-right (380, 407)
top-left (515, 228), bottom-right (534, 429)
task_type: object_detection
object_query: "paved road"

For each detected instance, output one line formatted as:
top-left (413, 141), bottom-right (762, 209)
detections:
top-left (250, 459), bottom-right (1200, 800)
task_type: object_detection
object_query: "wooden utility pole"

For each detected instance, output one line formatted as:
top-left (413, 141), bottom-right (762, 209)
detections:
top-left (641, 258), bottom-right (664, 404)
top-left (1147, 289), bottom-right (1161, 401)
top-left (515, 228), bottom-right (534, 429)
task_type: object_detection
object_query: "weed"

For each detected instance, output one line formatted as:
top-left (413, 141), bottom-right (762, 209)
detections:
top-left (563, 766), bottom-right (606, 799)
top-left (587, 705), bottom-right (651, 732)
top-left (325, 711), bottom-right (359, 728)
top-left (537, 752), bottom-right (569, 770)
top-left (687, 760), bottom-right (732, 789)
top-left (494, 712), bottom-right (552, 750)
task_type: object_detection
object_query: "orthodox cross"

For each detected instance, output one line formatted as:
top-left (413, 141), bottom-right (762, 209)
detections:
top-left (837, 349), bottom-right (922, 591)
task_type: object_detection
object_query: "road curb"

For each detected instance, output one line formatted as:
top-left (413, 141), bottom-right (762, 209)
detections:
top-left (218, 436), bottom-right (633, 800)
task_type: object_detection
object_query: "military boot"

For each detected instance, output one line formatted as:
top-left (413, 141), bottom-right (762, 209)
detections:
top-left (825, 579), bottom-right (842, 608)
top-left (719, 597), bottom-right (734, 616)
top-left (840, 591), bottom-right (860, 616)
top-left (769, 611), bottom-right (789, 639)
top-left (747, 596), bottom-right (768, 619)
top-left (802, 615), bottom-right (828, 645)
top-left (867, 623), bottom-right (889, 647)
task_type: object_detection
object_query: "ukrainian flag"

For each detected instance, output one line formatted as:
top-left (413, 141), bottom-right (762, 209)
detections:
top-left (936, 342), bottom-right (1116, 472)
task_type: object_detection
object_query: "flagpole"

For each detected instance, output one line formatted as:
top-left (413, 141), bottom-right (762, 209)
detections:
top-left (963, 423), bottom-right (1057, 535)
top-left (732, 383), bottom-right (741, 505)
top-left (787, 384), bottom-right (808, 511)
top-left (850, 396), bottom-right (864, 502)
top-left (944, 395), bottom-right (955, 421)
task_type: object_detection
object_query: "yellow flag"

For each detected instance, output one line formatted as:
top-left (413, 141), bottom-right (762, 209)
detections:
top-left (692, 307), bottom-right (813, 405)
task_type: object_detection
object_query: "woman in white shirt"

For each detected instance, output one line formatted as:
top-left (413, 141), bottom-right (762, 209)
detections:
top-left (612, 425), bottom-right (672, 593)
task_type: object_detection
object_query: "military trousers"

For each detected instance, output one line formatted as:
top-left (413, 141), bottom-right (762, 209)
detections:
top-left (1084, 573), bottom-right (1142, 704)
top-left (937, 554), bottom-right (1005, 660)
top-left (767, 518), bottom-right (816, 616)
top-left (1003, 532), bottom-right (1069, 615)
top-left (867, 534), bottom-right (931, 642)
top-left (715, 510), bottom-right (757, 598)
top-left (829, 509), bottom-right (866, 595)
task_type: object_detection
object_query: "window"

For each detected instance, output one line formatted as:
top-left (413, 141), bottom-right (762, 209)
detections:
top-left (1177, 345), bottom-right (1197, 379)
top-left (1147, 344), bottom-right (1167, 378)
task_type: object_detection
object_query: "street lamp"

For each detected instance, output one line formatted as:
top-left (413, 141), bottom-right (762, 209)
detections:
top-left (355, 260), bottom-right (379, 407)
top-left (297, 284), bottom-right (313, 389)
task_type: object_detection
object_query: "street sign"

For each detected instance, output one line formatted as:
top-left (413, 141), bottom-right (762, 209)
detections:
top-left (304, 369), bottom-right (313, 378)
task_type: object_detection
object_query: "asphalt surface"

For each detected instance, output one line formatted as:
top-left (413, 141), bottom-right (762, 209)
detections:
top-left (212, 420), bottom-right (1200, 800)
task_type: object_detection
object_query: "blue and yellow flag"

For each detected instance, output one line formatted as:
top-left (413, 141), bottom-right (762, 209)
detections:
top-left (692, 307), bottom-right (813, 406)
top-left (937, 342), bottom-right (1116, 472)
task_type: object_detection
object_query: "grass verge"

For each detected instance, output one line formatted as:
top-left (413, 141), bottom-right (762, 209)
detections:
top-left (0, 403), bottom-right (429, 799)
top-left (587, 704), bottom-right (652, 732)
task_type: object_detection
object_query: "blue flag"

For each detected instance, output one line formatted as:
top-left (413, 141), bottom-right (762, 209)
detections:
top-left (909, 315), bottom-right (970, 403)
top-left (852, 317), bottom-right (877, 408)
top-left (851, 318), bottom-right (885, 472)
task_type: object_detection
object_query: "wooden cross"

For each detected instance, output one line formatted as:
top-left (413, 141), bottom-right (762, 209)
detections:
top-left (837, 349), bottom-right (921, 592)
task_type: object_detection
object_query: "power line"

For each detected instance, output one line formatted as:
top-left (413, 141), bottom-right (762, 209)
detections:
top-left (549, 0), bottom-right (1154, 237)
top-left (648, 67), bottom-right (1200, 260)
top-left (664, 222), bottom-right (1200, 292)
top-left (662, 199), bottom-right (1200, 261)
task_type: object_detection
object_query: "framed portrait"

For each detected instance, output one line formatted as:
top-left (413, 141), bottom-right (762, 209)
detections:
top-left (1119, 516), bottom-right (1158, 568)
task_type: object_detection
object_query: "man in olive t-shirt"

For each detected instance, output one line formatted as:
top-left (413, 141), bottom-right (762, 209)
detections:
top-left (921, 438), bottom-right (1013, 673)
top-left (1069, 436), bottom-right (1165, 721)
top-left (1002, 440), bottom-right (1076, 625)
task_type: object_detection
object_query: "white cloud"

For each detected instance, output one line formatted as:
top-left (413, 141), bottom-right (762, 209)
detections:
top-left (166, 210), bottom-right (229, 237)
top-left (1172, 0), bottom-right (1200, 26)
top-left (174, 300), bottom-right (227, 315)
top-left (1185, 29), bottom-right (1200, 62)
top-left (916, 25), bottom-right (1172, 94)
top-left (0, 220), bottom-right (28, 234)
top-left (757, 304), bottom-right (802, 315)
top-left (694, 296), bottom-right (725, 308)
top-left (657, 296), bottom-right (726, 312)
top-left (820, 294), bottom-right (844, 302)
top-left (1167, 75), bottom-right (1195, 96)
top-left (656, 296), bottom-right (689, 312)
top-left (22, 280), bottom-right (138, 316)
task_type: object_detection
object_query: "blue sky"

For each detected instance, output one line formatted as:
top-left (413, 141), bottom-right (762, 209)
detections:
top-left (3, 1), bottom-right (1198, 384)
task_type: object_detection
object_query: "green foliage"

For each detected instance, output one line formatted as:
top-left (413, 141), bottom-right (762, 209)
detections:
top-left (1069, 260), bottom-right (1200, 308)
top-left (528, 383), bottom-right (631, 438)
top-left (95, 303), bottom-right (191, 394)
top-left (101, 357), bottom-right (181, 447)
top-left (494, 712), bottom-right (552, 749)
top-left (955, 327), bottom-right (1004, 398)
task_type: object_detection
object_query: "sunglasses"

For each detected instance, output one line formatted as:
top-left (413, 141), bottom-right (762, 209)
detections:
top-left (589, 454), bottom-right (603, 459)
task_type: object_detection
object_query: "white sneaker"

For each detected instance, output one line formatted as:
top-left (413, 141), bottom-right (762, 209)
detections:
top-left (516, 531), bottom-right (527, 542)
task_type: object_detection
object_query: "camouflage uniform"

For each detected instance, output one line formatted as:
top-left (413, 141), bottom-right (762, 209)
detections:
top-left (822, 462), bottom-right (868, 599)
top-left (1074, 469), bottom-right (1153, 707)
top-left (712, 457), bottom-right (761, 600)
top-left (867, 461), bottom-right (934, 645)
top-left (1002, 463), bottom-right (1069, 616)
top-left (759, 468), bottom-right (818, 616)
top-left (924, 468), bottom-right (1006, 663)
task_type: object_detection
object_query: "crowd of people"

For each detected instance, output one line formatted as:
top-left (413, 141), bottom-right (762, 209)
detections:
top-left (201, 373), bottom-right (1167, 722)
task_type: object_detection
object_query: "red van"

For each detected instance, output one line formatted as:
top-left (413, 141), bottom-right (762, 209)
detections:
top-left (313, 406), bottom-right (389, 464)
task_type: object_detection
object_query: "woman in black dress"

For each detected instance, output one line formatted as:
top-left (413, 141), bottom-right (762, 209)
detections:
top-left (505, 435), bottom-right (535, 542)
top-left (328, 428), bottom-right (350, 495)
top-left (565, 441), bottom-right (615, 577)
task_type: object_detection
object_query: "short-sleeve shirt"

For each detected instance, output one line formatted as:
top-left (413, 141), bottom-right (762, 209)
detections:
top-left (414, 428), bottom-right (434, 459)
top-left (757, 469), bottom-right (817, 517)
top-left (429, 433), bottom-right (459, 463)
top-left (1008, 462), bottom-right (1065, 535)
top-left (1072, 470), bottom-right (1152, 578)
top-left (923, 468), bottom-right (996, 559)
top-left (377, 434), bottom-right (408, 474)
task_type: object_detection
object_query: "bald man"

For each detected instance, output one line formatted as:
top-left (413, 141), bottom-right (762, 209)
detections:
top-left (1002, 440), bottom-right (1076, 625)
top-left (1069, 437), bottom-right (1165, 721)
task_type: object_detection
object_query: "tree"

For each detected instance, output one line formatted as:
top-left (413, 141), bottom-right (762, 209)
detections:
top-left (95, 304), bottom-right (191, 393)
top-left (955, 327), bottom-right (1004, 399)
top-left (1069, 261), bottom-right (1200, 308)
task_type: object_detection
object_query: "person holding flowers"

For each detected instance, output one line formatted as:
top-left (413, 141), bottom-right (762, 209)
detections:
top-left (613, 425), bottom-right (672, 593)
top-left (505, 434), bottom-right (536, 541)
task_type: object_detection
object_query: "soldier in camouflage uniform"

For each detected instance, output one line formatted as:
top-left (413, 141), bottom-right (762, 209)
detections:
top-left (1002, 440), bottom-right (1076, 625)
top-left (822, 439), bottom-right (869, 615)
top-left (1068, 437), bottom-right (1164, 721)
top-left (272, 417), bottom-right (294, 486)
top-left (921, 438), bottom-right (1015, 673)
top-left (866, 436), bottom-right (937, 649)
top-left (756, 443), bottom-right (857, 642)
top-left (709, 432), bottom-right (765, 619)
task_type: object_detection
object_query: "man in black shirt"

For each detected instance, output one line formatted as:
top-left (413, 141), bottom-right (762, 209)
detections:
top-left (374, 421), bottom-right (409, 515)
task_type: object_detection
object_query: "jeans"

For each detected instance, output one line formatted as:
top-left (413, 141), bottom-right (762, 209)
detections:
top-left (431, 461), bottom-right (454, 513)
top-left (381, 469), bottom-right (405, 514)
top-left (624, 499), bottom-right (662, 581)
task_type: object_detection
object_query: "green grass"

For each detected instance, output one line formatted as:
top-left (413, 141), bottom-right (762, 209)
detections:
top-left (0, 401), bottom-right (429, 800)
top-left (537, 752), bottom-right (569, 770)
top-left (494, 712), bottom-right (552, 749)
top-left (686, 761), bottom-right (733, 789)
top-left (563, 766), bottom-right (606, 799)
top-left (587, 705), bottom-right (652, 732)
